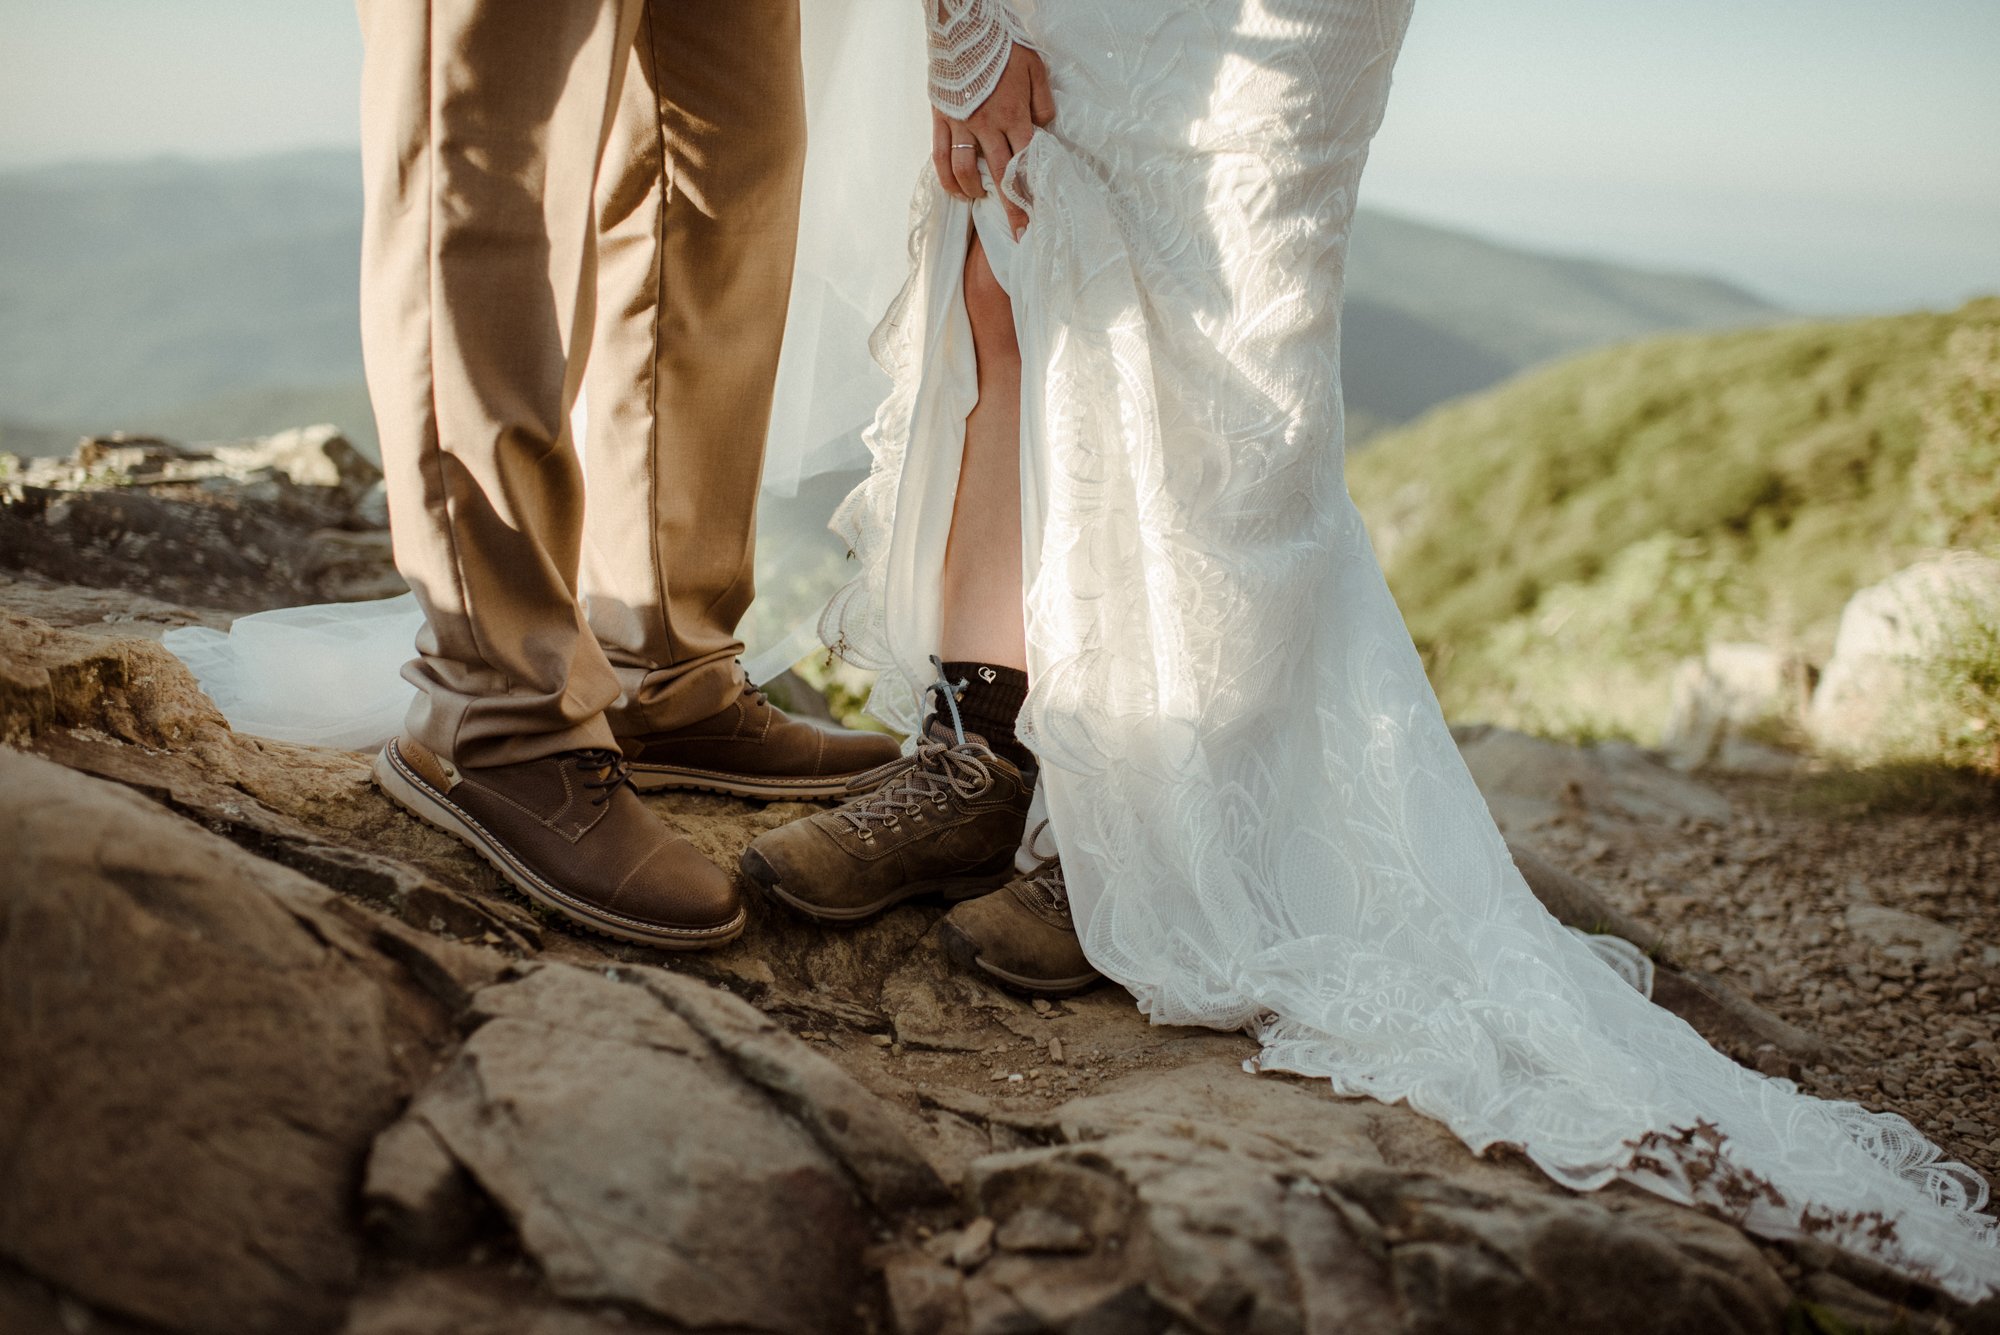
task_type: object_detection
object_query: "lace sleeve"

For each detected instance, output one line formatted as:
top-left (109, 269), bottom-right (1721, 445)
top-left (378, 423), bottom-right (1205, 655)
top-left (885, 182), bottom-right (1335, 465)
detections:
top-left (925, 0), bottom-right (1032, 117)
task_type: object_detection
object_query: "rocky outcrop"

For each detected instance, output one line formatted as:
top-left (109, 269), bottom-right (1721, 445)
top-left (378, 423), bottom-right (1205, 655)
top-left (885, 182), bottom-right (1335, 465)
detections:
top-left (1, 599), bottom-right (1990, 1331)
top-left (898, 1068), bottom-right (1795, 1335)
top-left (0, 426), bottom-right (400, 609)
top-left (0, 748), bottom-right (488, 1335)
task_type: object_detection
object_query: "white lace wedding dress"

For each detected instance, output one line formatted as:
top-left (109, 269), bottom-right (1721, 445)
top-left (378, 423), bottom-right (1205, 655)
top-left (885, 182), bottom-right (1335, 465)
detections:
top-left (163, 0), bottom-right (1998, 1299)
top-left (826, 0), bottom-right (2000, 1303)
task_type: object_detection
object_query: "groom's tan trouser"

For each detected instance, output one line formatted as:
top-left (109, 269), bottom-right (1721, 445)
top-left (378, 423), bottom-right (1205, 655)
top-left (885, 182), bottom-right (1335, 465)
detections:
top-left (358, 0), bottom-right (804, 767)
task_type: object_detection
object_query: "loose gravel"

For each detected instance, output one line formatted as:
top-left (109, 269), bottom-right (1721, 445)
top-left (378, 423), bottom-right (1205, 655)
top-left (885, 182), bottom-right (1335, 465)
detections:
top-left (1536, 776), bottom-right (2000, 1192)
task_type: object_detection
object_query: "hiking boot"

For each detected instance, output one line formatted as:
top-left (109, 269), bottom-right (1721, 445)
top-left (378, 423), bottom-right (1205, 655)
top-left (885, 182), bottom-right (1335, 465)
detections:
top-left (739, 717), bottom-right (1032, 922)
top-left (619, 683), bottom-right (902, 800)
top-left (374, 735), bottom-right (743, 950)
top-left (938, 823), bottom-right (1101, 997)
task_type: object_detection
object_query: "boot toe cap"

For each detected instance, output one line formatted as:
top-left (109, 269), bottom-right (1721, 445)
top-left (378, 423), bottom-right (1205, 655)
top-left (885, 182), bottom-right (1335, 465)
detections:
top-left (613, 841), bottom-right (742, 933)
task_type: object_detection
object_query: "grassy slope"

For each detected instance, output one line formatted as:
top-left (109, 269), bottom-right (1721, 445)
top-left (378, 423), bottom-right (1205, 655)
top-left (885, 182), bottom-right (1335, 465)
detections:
top-left (1347, 296), bottom-right (2000, 743)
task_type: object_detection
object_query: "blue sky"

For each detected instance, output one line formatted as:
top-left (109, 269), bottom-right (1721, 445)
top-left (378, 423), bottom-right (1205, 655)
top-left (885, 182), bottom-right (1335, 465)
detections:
top-left (1, 0), bottom-right (1994, 313)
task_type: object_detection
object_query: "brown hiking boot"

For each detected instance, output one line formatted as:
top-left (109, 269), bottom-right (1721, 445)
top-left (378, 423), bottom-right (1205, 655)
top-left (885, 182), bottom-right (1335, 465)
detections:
top-left (938, 823), bottom-right (1101, 997)
top-left (739, 718), bottom-right (1032, 922)
top-left (374, 735), bottom-right (743, 950)
top-left (618, 683), bottom-right (902, 800)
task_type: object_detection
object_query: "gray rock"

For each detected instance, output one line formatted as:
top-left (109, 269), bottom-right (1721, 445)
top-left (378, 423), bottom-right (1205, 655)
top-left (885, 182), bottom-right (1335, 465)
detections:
top-left (642, 970), bottom-right (949, 1211)
top-left (342, 1271), bottom-right (640, 1335)
top-left (0, 427), bottom-right (399, 611)
top-left (1845, 903), bottom-right (1963, 966)
top-left (0, 749), bottom-right (462, 1335)
top-left (210, 424), bottom-right (380, 503)
top-left (950, 1068), bottom-right (1791, 1335)
top-left (361, 1118), bottom-right (485, 1261)
top-left (352, 479), bottom-right (392, 530)
top-left (390, 962), bottom-right (877, 1335)
top-left (1455, 724), bottom-right (1731, 833)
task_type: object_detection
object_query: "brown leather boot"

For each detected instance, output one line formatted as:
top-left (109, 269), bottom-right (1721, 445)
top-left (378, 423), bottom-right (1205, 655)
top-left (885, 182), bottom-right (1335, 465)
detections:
top-left (618, 684), bottom-right (903, 800)
top-left (937, 824), bottom-right (1101, 997)
top-left (374, 736), bottom-right (743, 950)
top-left (739, 718), bottom-right (1032, 922)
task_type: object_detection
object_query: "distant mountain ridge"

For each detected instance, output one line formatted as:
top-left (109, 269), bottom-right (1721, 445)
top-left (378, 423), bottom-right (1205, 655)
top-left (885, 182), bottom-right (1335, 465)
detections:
top-left (0, 150), bottom-right (1781, 456)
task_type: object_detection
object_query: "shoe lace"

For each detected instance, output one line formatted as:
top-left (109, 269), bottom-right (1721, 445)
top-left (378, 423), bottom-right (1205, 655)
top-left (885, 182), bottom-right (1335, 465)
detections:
top-left (831, 657), bottom-right (996, 835)
top-left (1013, 820), bottom-right (1069, 917)
top-left (570, 747), bottom-right (636, 807)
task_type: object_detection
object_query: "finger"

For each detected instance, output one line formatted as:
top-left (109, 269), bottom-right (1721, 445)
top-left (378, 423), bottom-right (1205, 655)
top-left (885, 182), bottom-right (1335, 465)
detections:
top-left (998, 126), bottom-right (1032, 235)
top-left (1001, 194), bottom-right (1029, 238)
top-left (948, 119), bottom-right (985, 198)
top-left (1028, 56), bottom-right (1056, 126)
top-left (932, 113), bottom-right (964, 198)
top-left (975, 127), bottom-right (1012, 198)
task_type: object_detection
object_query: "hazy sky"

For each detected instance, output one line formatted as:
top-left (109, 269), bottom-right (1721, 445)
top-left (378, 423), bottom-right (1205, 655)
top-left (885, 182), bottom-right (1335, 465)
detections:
top-left (2, 0), bottom-right (1995, 313)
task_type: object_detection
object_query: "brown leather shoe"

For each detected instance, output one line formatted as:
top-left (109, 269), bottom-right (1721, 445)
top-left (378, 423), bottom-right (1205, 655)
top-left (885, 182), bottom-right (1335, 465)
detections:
top-left (374, 736), bottom-right (743, 950)
top-left (739, 718), bottom-right (1032, 922)
top-left (618, 684), bottom-right (902, 800)
top-left (937, 825), bottom-right (1101, 997)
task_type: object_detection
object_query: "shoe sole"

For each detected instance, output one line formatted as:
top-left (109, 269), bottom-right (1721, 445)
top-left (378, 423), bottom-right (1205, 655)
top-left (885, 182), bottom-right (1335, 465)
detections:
top-left (374, 742), bottom-right (746, 952)
top-left (936, 917), bottom-right (1103, 999)
top-left (739, 844), bottom-right (1010, 923)
top-left (628, 763), bottom-right (885, 801)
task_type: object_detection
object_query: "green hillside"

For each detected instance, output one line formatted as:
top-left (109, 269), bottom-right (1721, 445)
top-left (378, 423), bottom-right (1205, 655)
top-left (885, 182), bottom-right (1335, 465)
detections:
top-left (1348, 296), bottom-right (2000, 743)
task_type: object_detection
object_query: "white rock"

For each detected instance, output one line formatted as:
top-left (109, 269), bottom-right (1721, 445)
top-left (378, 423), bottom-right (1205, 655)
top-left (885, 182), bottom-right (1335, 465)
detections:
top-left (1661, 642), bottom-right (1807, 771)
top-left (1808, 553), bottom-right (2000, 759)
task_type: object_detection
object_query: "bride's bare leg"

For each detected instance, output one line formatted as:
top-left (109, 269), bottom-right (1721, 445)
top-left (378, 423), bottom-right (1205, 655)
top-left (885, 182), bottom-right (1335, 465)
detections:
top-left (939, 234), bottom-right (1028, 671)
top-left (931, 235), bottom-right (1097, 996)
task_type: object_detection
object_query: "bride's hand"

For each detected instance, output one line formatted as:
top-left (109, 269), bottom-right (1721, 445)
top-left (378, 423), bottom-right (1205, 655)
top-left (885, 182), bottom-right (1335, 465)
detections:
top-left (931, 43), bottom-right (1055, 236)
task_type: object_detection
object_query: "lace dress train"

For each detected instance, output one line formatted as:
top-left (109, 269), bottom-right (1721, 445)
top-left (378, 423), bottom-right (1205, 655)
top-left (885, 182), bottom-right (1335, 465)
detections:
top-left (830, 0), bottom-right (2000, 1300)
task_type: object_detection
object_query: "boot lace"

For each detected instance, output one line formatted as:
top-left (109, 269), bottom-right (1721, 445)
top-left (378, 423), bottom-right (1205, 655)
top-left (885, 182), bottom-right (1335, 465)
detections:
top-left (1012, 820), bottom-right (1070, 917)
top-left (570, 747), bottom-right (636, 807)
top-left (831, 657), bottom-right (997, 838)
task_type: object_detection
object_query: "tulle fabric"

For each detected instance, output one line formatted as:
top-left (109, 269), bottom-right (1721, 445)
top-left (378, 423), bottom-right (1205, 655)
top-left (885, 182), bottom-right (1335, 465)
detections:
top-left (822, 0), bottom-right (2000, 1300)
top-left (163, 595), bottom-right (424, 750)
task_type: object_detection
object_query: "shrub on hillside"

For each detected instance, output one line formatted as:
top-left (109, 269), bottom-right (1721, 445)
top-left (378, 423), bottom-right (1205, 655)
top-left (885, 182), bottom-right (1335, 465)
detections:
top-left (1350, 297), bottom-right (2000, 750)
top-left (1913, 324), bottom-right (2000, 551)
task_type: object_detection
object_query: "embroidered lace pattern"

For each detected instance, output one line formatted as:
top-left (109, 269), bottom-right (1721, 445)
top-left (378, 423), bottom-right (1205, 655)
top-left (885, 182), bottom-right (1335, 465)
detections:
top-left (830, 0), bottom-right (2000, 1300)
top-left (924, 0), bottom-right (1031, 116)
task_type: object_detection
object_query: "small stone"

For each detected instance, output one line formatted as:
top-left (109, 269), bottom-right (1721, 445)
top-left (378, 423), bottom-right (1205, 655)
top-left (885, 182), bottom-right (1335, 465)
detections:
top-left (869, 1033), bottom-right (895, 1047)
top-left (995, 1207), bottom-right (1092, 1255)
top-left (1048, 1037), bottom-right (1065, 1064)
top-left (1031, 998), bottom-right (1053, 1015)
top-left (1007, 1073), bottom-right (1024, 1084)
top-left (950, 1217), bottom-right (997, 1270)
top-left (1845, 905), bottom-right (1961, 967)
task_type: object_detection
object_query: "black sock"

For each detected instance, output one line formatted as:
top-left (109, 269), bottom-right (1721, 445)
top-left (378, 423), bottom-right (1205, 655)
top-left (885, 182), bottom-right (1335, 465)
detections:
top-left (935, 660), bottom-right (1035, 776)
